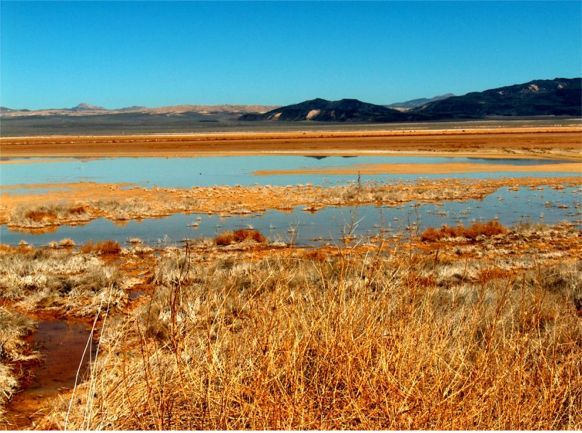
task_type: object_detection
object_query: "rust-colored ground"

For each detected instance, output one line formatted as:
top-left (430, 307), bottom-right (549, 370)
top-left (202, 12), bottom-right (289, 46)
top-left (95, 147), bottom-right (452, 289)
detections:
top-left (0, 321), bottom-right (94, 430)
top-left (1, 127), bottom-right (581, 159)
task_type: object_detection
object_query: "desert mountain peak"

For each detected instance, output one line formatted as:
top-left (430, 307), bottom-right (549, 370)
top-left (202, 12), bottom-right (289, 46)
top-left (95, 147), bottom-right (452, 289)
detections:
top-left (71, 103), bottom-right (106, 111)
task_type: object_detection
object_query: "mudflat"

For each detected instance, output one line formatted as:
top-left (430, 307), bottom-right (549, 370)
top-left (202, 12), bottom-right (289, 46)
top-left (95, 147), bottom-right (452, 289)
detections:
top-left (1, 126), bottom-right (581, 159)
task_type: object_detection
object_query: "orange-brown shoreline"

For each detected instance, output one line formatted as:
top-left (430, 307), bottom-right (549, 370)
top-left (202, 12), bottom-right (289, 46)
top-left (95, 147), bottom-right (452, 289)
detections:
top-left (1, 127), bottom-right (581, 159)
top-left (255, 161), bottom-right (582, 176)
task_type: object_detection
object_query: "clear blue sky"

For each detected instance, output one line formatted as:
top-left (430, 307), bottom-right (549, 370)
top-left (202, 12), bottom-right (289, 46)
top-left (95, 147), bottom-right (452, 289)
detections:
top-left (1, 1), bottom-right (581, 109)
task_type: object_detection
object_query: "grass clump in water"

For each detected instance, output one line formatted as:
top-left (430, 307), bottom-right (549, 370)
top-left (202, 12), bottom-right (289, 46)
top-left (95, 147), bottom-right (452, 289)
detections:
top-left (215, 229), bottom-right (267, 246)
top-left (421, 220), bottom-right (507, 242)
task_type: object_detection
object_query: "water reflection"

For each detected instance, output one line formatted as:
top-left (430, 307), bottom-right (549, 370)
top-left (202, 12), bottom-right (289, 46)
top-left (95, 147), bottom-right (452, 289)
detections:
top-left (1, 155), bottom-right (574, 188)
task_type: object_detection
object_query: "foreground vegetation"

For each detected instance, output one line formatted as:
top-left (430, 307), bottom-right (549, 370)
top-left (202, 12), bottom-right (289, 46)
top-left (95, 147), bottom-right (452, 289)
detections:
top-left (0, 222), bottom-right (580, 429)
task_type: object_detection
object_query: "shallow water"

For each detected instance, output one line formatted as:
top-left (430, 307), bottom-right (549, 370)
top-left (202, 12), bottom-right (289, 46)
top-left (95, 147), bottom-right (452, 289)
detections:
top-left (1, 155), bottom-right (579, 245)
top-left (0, 320), bottom-right (94, 429)
top-left (0, 155), bottom-right (575, 188)
top-left (2, 186), bottom-right (580, 247)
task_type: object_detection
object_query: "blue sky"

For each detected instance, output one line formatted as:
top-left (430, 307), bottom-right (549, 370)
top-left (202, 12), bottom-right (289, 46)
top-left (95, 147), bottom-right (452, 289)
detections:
top-left (1, 1), bottom-right (581, 109)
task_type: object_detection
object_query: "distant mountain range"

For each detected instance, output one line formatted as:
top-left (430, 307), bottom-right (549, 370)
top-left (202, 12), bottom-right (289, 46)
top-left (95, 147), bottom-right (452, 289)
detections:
top-left (414, 78), bottom-right (581, 119)
top-left (0, 104), bottom-right (277, 118)
top-left (1, 78), bottom-right (580, 135)
top-left (239, 98), bottom-right (416, 122)
top-left (385, 93), bottom-right (455, 111)
top-left (241, 78), bottom-right (581, 122)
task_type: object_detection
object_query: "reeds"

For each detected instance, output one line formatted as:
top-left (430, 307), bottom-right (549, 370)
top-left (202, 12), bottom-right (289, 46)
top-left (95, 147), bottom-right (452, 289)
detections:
top-left (0, 248), bottom-right (125, 317)
top-left (1, 221), bottom-right (579, 429)
top-left (46, 242), bottom-right (581, 430)
top-left (0, 308), bottom-right (38, 417)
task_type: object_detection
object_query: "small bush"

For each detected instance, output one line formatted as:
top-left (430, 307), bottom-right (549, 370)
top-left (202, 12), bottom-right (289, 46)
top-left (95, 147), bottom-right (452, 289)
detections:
top-left (24, 209), bottom-right (57, 223)
top-left (405, 272), bottom-right (436, 288)
top-left (215, 229), bottom-right (267, 246)
top-left (97, 240), bottom-right (122, 255)
top-left (420, 227), bottom-right (441, 242)
top-left (306, 249), bottom-right (328, 261)
top-left (421, 220), bottom-right (507, 242)
top-left (81, 240), bottom-right (121, 255)
top-left (68, 205), bottom-right (87, 215)
top-left (215, 232), bottom-right (235, 246)
top-left (58, 238), bottom-right (76, 248)
top-left (463, 220), bottom-right (506, 240)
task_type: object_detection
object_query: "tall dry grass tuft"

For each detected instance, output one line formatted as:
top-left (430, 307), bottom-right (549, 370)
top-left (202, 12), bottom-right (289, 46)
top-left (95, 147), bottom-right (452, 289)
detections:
top-left (421, 220), bottom-right (507, 242)
top-left (9, 204), bottom-right (92, 229)
top-left (0, 308), bottom-right (38, 417)
top-left (81, 240), bottom-right (122, 256)
top-left (215, 229), bottom-right (267, 246)
top-left (0, 248), bottom-right (126, 317)
top-left (48, 246), bottom-right (581, 430)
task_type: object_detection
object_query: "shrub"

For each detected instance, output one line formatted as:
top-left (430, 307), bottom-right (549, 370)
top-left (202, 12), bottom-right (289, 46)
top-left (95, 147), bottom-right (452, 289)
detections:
top-left (58, 238), bottom-right (76, 248)
top-left (421, 220), bottom-right (507, 242)
top-left (463, 220), bottom-right (506, 240)
top-left (97, 240), bottom-right (122, 255)
top-left (215, 232), bottom-right (235, 246)
top-left (81, 240), bottom-right (122, 255)
top-left (215, 229), bottom-right (267, 246)
top-left (24, 209), bottom-right (57, 223)
top-left (420, 227), bottom-right (441, 242)
top-left (68, 205), bottom-right (87, 215)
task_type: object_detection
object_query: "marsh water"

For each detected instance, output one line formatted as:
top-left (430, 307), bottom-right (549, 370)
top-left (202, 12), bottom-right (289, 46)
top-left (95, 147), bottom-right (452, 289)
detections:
top-left (1, 156), bottom-right (580, 246)
top-left (0, 320), bottom-right (95, 429)
top-left (0, 155), bottom-right (576, 188)
top-left (1, 187), bottom-right (580, 246)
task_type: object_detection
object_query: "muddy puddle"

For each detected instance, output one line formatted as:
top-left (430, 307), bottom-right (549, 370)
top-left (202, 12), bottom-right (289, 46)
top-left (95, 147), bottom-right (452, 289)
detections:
top-left (0, 320), bottom-right (95, 429)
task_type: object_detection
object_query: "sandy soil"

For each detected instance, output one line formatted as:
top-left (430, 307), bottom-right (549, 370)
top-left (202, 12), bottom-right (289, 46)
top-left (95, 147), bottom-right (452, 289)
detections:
top-left (1, 127), bottom-right (581, 159)
top-left (255, 161), bottom-right (582, 176)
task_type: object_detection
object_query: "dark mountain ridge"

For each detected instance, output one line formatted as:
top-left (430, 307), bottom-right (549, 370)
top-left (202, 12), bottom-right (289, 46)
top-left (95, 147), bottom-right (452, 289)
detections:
top-left (416, 78), bottom-right (581, 119)
top-left (386, 93), bottom-right (454, 111)
top-left (240, 78), bottom-right (581, 122)
top-left (240, 98), bottom-right (415, 122)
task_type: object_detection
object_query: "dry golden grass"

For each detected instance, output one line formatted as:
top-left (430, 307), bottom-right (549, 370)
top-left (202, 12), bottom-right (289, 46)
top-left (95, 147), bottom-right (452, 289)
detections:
top-left (0, 248), bottom-right (126, 318)
top-left (38, 241), bottom-right (581, 430)
top-left (0, 308), bottom-right (38, 418)
top-left (9, 203), bottom-right (93, 229)
top-left (215, 229), bottom-right (268, 246)
top-left (1, 221), bottom-right (580, 429)
top-left (421, 220), bottom-right (507, 242)
top-left (80, 240), bottom-right (122, 256)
